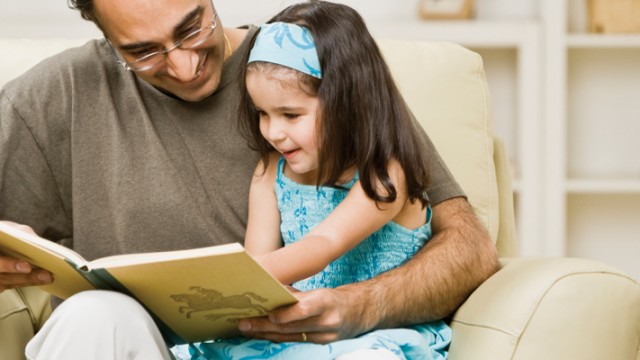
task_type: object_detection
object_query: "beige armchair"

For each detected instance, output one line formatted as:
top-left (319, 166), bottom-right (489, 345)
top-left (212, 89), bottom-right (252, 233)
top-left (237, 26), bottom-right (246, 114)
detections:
top-left (1, 38), bottom-right (639, 360)
top-left (378, 39), bottom-right (640, 360)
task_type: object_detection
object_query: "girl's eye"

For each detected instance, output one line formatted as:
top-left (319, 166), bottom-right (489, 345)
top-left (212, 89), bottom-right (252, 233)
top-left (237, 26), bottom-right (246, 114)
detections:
top-left (284, 113), bottom-right (299, 120)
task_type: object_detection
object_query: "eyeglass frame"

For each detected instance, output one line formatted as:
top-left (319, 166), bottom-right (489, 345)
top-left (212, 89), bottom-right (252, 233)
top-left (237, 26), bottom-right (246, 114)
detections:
top-left (107, 6), bottom-right (219, 72)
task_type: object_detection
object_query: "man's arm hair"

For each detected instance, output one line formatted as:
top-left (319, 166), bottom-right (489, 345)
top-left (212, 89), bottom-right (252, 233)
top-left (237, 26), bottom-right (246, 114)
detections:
top-left (344, 196), bottom-right (499, 330)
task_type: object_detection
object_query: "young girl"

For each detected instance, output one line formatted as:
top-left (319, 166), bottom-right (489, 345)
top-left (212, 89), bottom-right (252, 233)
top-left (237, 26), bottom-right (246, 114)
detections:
top-left (184, 1), bottom-right (451, 359)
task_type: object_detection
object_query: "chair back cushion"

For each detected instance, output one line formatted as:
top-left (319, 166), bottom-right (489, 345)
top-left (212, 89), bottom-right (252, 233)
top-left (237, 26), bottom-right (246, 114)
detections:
top-left (378, 39), bottom-right (499, 243)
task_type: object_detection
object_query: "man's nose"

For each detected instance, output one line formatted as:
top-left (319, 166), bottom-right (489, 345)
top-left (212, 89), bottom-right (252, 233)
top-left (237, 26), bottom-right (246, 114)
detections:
top-left (164, 48), bottom-right (201, 81)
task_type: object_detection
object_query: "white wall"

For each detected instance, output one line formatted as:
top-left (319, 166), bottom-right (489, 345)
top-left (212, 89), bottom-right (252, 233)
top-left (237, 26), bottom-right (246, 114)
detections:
top-left (0, 0), bottom-right (538, 39)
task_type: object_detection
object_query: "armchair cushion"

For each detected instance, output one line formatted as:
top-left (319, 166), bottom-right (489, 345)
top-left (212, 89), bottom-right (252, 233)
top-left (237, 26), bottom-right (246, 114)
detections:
top-left (450, 257), bottom-right (640, 360)
top-left (377, 39), bottom-right (500, 244)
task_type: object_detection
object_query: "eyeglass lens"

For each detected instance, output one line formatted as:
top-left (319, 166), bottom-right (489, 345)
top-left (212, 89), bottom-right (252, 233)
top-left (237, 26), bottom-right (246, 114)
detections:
top-left (126, 18), bottom-right (217, 72)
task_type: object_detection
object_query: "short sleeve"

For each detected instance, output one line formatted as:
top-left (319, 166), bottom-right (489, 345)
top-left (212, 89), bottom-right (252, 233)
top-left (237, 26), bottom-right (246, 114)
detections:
top-left (0, 90), bottom-right (72, 243)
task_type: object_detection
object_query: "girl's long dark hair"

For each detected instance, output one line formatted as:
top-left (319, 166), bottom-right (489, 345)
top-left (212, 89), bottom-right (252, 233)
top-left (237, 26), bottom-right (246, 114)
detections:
top-left (238, 0), bottom-right (431, 207)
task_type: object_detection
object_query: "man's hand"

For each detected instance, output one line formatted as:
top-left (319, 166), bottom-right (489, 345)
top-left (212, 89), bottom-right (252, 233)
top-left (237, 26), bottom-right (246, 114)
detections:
top-left (238, 197), bottom-right (499, 343)
top-left (238, 286), bottom-right (367, 344)
top-left (0, 221), bottom-right (53, 292)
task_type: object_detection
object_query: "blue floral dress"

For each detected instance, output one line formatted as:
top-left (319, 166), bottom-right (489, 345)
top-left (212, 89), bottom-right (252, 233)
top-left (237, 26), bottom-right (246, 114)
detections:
top-left (172, 157), bottom-right (451, 359)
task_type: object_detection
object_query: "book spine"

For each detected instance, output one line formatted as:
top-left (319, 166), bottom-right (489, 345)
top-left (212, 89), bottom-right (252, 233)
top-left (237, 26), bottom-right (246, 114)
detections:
top-left (69, 261), bottom-right (113, 290)
top-left (90, 268), bottom-right (186, 347)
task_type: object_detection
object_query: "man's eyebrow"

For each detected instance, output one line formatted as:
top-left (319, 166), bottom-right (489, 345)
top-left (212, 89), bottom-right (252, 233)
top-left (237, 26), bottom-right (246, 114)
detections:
top-left (118, 5), bottom-right (204, 51)
top-left (173, 5), bottom-right (205, 33)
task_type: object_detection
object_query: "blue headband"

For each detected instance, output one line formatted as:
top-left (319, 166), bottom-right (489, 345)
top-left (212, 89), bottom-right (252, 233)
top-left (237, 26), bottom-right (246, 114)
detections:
top-left (248, 22), bottom-right (322, 79)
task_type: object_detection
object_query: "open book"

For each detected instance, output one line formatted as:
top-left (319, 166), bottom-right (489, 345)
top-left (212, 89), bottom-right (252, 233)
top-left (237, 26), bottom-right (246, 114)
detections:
top-left (0, 222), bottom-right (297, 345)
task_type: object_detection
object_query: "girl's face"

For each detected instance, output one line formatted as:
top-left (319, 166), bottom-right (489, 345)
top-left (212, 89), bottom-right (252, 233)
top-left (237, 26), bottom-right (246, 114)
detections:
top-left (246, 70), bottom-right (320, 184)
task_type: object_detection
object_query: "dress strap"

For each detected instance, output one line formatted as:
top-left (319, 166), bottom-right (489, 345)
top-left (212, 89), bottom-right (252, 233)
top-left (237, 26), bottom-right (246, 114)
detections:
top-left (276, 156), bottom-right (286, 182)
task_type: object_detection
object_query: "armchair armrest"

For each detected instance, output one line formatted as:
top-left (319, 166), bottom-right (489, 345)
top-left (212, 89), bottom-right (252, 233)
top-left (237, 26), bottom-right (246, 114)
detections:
top-left (449, 257), bottom-right (640, 360)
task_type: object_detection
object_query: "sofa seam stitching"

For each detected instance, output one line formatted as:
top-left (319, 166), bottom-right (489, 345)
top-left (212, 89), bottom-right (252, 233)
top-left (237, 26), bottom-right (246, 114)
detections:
top-left (511, 270), bottom-right (639, 358)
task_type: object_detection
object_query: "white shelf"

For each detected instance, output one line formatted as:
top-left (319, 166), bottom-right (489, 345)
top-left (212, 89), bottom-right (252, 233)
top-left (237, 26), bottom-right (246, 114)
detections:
top-left (544, 0), bottom-right (640, 278)
top-left (567, 33), bottom-right (640, 48)
top-left (375, 20), bottom-right (539, 48)
top-left (566, 179), bottom-right (640, 194)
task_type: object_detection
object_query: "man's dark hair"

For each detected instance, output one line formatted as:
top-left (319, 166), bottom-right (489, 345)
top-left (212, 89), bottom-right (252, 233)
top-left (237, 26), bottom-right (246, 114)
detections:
top-left (68, 0), bottom-right (102, 29)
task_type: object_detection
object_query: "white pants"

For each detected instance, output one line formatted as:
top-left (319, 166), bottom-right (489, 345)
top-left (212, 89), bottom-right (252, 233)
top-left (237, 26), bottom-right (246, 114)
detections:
top-left (25, 290), bottom-right (399, 360)
top-left (25, 290), bottom-right (172, 360)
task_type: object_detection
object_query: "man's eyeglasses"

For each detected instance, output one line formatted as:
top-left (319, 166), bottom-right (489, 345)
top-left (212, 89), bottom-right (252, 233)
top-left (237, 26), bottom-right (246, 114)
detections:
top-left (109, 12), bottom-right (218, 72)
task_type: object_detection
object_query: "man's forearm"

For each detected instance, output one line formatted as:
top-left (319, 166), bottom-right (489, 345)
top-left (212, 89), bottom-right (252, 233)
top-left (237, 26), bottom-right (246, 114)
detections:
top-left (342, 197), bottom-right (499, 331)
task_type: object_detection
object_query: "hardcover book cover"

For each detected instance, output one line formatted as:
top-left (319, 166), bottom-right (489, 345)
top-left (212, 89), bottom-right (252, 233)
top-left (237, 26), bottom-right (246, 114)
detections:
top-left (0, 223), bottom-right (297, 344)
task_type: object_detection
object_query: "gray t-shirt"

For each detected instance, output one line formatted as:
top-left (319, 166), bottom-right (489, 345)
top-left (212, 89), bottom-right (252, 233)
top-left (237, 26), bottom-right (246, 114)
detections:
top-left (0, 29), bottom-right (463, 261)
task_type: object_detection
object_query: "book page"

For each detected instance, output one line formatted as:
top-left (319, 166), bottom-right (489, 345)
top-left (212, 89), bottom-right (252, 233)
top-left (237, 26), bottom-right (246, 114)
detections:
top-left (88, 243), bottom-right (245, 269)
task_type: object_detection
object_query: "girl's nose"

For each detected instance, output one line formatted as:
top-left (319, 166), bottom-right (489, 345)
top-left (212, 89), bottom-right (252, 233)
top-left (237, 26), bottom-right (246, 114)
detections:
top-left (265, 119), bottom-right (286, 142)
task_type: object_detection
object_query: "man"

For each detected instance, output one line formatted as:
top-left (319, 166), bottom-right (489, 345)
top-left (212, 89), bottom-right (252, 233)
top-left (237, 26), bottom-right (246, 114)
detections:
top-left (0, 0), bottom-right (498, 358)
